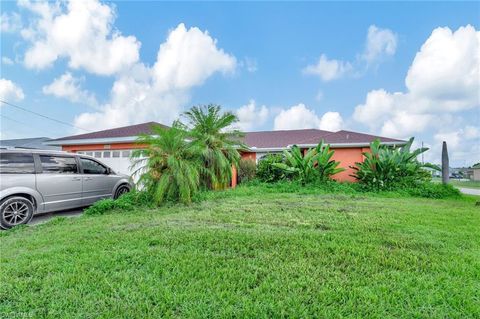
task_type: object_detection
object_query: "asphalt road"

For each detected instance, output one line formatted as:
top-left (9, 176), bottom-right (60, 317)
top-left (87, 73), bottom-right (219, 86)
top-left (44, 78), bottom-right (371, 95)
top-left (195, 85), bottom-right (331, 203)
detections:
top-left (459, 187), bottom-right (480, 196)
top-left (30, 208), bottom-right (85, 225)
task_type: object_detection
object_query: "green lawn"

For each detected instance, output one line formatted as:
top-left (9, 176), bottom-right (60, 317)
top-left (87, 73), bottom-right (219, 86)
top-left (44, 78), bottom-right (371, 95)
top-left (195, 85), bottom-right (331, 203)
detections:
top-left (450, 179), bottom-right (480, 190)
top-left (1, 187), bottom-right (479, 318)
top-left (432, 177), bottom-right (480, 190)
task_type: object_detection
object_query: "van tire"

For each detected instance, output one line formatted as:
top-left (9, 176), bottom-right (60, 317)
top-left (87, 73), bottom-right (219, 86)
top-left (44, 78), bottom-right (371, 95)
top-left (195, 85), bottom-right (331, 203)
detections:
top-left (114, 185), bottom-right (130, 199)
top-left (0, 196), bottom-right (34, 230)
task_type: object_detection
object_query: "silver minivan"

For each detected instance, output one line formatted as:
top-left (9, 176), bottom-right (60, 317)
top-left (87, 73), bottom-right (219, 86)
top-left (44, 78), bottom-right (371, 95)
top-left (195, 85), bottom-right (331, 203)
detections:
top-left (0, 150), bottom-right (133, 229)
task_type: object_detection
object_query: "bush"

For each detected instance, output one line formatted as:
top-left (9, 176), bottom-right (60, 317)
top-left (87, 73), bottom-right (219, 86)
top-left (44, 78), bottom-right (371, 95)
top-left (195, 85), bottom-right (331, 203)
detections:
top-left (405, 182), bottom-right (461, 199)
top-left (352, 138), bottom-right (438, 191)
top-left (84, 191), bottom-right (153, 215)
top-left (273, 142), bottom-right (344, 185)
top-left (256, 154), bottom-right (287, 183)
top-left (238, 158), bottom-right (256, 184)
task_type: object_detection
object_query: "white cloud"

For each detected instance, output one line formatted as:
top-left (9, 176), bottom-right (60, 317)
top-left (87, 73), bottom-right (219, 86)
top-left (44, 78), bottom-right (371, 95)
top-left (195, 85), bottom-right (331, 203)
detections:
top-left (235, 100), bottom-right (269, 131)
top-left (42, 72), bottom-right (97, 106)
top-left (1, 12), bottom-right (21, 32)
top-left (303, 25), bottom-right (397, 82)
top-left (362, 25), bottom-right (398, 64)
top-left (274, 103), bottom-right (343, 132)
top-left (152, 23), bottom-right (236, 92)
top-left (318, 111), bottom-right (344, 132)
top-left (74, 23), bottom-right (237, 131)
top-left (353, 25), bottom-right (480, 138)
top-left (1, 57), bottom-right (14, 65)
top-left (303, 54), bottom-right (352, 82)
top-left (464, 125), bottom-right (480, 140)
top-left (405, 25), bottom-right (479, 112)
top-left (19, 0), bottom-right (140, 75)
top-left (0, 78), bottom-right (25, 101)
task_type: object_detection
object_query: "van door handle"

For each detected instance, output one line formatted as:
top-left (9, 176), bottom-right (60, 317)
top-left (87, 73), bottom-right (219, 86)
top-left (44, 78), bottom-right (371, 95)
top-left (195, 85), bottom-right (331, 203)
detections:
top-left (84, 177), bottom-right (92, 181)
top-left (72, 177), bottom-right (81, 181)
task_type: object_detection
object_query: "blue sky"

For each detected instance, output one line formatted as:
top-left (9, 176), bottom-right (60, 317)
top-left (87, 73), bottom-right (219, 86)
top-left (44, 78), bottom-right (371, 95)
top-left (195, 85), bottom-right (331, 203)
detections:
top-left (1, 1), bottom-right (479, 166)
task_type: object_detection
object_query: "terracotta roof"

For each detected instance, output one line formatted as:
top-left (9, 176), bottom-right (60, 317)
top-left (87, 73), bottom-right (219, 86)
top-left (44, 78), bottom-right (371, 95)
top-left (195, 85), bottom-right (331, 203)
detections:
top-left (299, 130), bottom-right (405, 145)
top-left (51, 122), bottom-right (168, 141)
top-left (243, 129), bottom-right (333, 148)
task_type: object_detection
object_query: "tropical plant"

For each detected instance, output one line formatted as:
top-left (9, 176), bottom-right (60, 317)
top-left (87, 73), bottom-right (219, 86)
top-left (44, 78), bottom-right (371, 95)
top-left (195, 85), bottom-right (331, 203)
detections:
top-left (351, 137), bottom-right (438, 190)
top-left (272, 140), bottom-right (344, 185)
top-left (180, 104), bottom-right (244, 189)
top-left (131, 124), bottom-right (202, 205)
top-left (256, 154), bottom-right (287, 183)
top-left (314, 140), bottom-right (345, 180)
top-left (273, 145), bottom-right (317, 185)
top-left (272, 141), bottom-right (343, 185)
top-left (238, 158), bottom-right (256, 184)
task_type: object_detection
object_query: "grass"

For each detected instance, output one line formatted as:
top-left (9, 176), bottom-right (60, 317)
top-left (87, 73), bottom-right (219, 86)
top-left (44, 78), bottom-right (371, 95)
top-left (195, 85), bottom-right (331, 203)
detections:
top-left (450, 179), bottom-right (480, 190)
top-left (1, 185), bottom-right (479, 318)
top-left (432, 177), bottom-right (480, 190)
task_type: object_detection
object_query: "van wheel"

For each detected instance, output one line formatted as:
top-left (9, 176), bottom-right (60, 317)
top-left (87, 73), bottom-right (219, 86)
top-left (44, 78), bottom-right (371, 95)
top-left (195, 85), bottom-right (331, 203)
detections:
top-left (114, 185), bottom-right (130, 199)
top-left (0, 197), bottom-right (34, 230)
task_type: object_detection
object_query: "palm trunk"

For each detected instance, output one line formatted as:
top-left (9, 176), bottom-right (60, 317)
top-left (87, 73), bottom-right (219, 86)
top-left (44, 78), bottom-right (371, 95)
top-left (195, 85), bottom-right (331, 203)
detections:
top-left (441, 141), bottom-right (449, 184)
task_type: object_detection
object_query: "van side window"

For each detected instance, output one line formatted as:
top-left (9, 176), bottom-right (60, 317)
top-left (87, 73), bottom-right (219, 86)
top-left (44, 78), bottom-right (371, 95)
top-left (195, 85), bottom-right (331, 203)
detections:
top-left (40, 155), bottom-right (78, 174)
top-left (80, 158), bottom-right (108, 174)
top-left (0, 153), bottom-right (35, 174)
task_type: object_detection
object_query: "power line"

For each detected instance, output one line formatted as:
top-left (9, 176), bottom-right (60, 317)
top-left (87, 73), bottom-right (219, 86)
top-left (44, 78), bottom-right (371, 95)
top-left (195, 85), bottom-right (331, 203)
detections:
top-left (0, 114), bottom-right (65, 137)
top-left (0, 99), bottom-right (91, 132)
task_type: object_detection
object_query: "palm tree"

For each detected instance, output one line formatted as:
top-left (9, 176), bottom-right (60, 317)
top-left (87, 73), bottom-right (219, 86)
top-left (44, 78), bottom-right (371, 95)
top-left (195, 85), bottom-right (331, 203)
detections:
top-left (131, 123), bottom-right (202, 205)
top-left (180, 104), bottom-right (244, 189)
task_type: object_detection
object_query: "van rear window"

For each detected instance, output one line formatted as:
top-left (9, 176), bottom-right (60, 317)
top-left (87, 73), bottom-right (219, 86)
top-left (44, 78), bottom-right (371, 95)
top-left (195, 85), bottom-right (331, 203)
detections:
top-left (0, 153), bottom-right (35, 174)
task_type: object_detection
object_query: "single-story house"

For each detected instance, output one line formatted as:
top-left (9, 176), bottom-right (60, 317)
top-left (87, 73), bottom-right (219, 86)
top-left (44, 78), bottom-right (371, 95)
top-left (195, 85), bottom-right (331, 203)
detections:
top-left (47, 121), bottom-right (406, 186)
top-left (0, 137), bottom-right (61, 150)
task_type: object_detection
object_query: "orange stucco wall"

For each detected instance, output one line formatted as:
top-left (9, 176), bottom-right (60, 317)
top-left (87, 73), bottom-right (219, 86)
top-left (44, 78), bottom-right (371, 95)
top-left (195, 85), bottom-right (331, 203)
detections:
top-left (329, 147), bottom-right (370, 182)
top-left (62, 142), bottom-right (369, 185)
top-left (241, 152), bottom-right (257, 161)
top-left (62, 142), bottom-right (146, 152)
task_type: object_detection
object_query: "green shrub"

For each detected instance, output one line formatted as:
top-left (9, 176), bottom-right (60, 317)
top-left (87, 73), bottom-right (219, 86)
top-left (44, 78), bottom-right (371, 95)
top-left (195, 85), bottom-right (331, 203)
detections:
top-left (352, 138), bottom-right (439, 190)
top-left (84, 191), bottom-right (153, 215)
top-left (405, 182), bottom-right (461, 199)
top-left (273, 141), bottom-right (344, 185)
top-left (256, 154), bottom-right (287, 183)
top-left (238, 158), bottom-right (256, 184)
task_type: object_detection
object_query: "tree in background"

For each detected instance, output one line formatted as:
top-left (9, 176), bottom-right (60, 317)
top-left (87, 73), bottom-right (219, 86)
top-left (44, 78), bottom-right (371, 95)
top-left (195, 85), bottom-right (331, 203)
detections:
top-left (131, 124), bottom-right (202, 205)
top-left (180, 104), bottom-right (244, 189)
top-left (256, 154), bottom-right (287, 183)
top-left (238, 158), bottom-right (257, 184)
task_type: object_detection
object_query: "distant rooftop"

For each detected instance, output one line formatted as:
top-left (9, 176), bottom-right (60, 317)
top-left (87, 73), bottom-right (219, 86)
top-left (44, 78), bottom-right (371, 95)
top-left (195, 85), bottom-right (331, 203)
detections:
top-left (0, 137), bottom-right (60, 150)
top-left (50, 122), bottom-right (168, 142)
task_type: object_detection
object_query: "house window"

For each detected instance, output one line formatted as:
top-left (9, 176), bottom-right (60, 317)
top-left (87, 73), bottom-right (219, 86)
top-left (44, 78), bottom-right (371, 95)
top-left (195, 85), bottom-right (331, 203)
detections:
top-left (122, 150), bottom-right (131, 158)
top-left (94, 152), bottom-right (102, 158)
top-left (103, 151), bottom-right (111, 158)
top-left (86, 151), bottom-right (93, 156)
top-left (112, 151), bottom-right (120, 158)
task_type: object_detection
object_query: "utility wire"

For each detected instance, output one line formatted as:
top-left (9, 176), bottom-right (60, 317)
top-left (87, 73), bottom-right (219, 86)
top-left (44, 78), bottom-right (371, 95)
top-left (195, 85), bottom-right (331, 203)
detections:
top-left (0, 114), bottom-right (65, 137)
top-left (0, 99), bottom-right (91, 132)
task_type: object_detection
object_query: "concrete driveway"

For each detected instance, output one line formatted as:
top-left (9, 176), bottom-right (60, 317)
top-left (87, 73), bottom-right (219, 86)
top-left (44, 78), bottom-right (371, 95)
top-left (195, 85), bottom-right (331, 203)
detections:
top-left (30, 208), bottom-right (85, 225)
top-left (459, 187), bottom-right (480, 196)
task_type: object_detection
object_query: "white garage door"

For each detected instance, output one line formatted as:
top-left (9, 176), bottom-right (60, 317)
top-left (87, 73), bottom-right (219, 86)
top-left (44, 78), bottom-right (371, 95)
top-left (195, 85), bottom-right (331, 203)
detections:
top-left (77, 150), bottom-right (135, 176)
